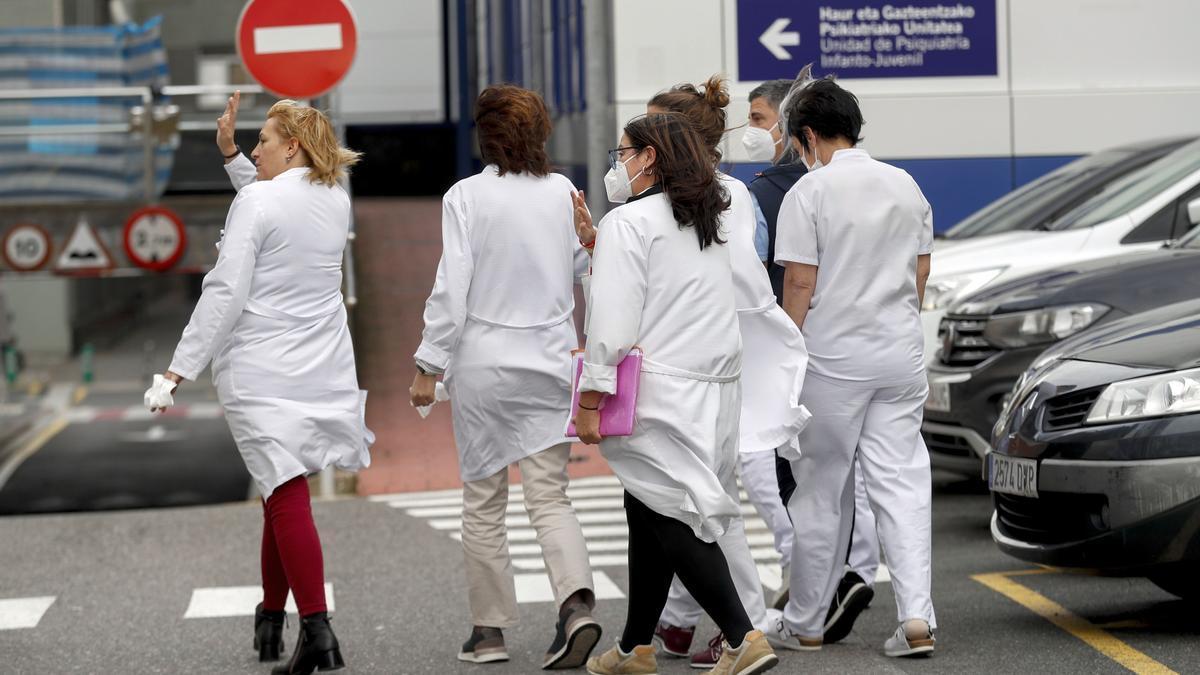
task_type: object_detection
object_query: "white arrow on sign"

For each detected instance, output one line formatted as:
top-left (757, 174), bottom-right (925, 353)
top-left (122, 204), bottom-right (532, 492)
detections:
top-left (760, 18), bottom-right (800, 60)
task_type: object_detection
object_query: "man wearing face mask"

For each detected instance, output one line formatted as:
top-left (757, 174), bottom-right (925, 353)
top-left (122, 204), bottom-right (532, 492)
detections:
top-left (766, 77), bottom-right (937, 659)
top-left (743, 80), bottom-right (804, 304)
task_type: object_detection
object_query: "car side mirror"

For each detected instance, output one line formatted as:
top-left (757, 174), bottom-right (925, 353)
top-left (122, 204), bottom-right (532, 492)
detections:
top-left (1188, 197), bottom-right (1200, 226)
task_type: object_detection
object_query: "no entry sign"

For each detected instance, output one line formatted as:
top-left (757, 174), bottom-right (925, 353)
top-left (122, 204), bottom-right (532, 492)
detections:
top-left (236, 0), bottom-right (358, 99)
top-left (123, 206), bottom-right (187, 272)
top-left (2, 223), bottom-right (52, 271)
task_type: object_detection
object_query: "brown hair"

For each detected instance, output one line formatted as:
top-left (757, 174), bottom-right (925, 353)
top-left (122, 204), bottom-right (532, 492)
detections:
top-left (647, 75), bottom-right (731, 164)
top-left (474, 84), bottom-right (552, 176)
top-left (267, 100), bottom-right (361, 187)
top-left (624, 113), bottom-right (729, 249)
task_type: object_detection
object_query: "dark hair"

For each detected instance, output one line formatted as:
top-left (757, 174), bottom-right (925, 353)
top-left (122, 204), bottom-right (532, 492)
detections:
top-left (647, 75), bottom-right (730, 164)
top-left (785, 78), bottom-right (864, 152)
top-left (474, 84), bottom-right (552, 176)
top-left (747, 79), bottom-right (792, 111)
top-left (624, 113), bottom-right (730, 250)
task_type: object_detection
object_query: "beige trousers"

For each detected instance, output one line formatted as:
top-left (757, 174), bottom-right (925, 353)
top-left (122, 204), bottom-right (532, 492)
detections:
top-left (461, 443), bottom-right (594, 628)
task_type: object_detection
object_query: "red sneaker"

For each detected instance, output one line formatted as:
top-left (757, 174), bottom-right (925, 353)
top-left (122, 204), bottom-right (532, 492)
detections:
top-left (652, 622), bottom-right (695, 658)
top-left (689, 633), bottom-right (724, 669)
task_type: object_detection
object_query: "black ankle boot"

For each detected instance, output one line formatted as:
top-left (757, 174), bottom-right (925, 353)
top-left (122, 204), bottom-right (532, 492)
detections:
top-left (272, 612), bottom-right (345, 674)
top-left (254, 603), bottom-right (286, 662)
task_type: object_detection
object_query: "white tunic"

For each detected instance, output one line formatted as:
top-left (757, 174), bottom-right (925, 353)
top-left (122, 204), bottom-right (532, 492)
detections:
top-left (581, 190), bottom-right (743, 543)
top-left (415, 165), bottom-right (588, 482)
top-left (719, 173), bottom-right (811, 455)
top-left (774, 148), bottom-right (934, 386)
top-left (169, 154), bottom-right (373, 499)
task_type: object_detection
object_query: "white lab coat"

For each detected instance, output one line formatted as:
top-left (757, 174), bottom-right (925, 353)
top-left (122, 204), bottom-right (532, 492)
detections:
top-left (169, 154), bottom-right (372, 499)
top-left (720, 173), bottom-right (811, 454)
top-left (581, 189), bottom-right (742, 543)
top-left (415, 165), bottom-right (588, 482)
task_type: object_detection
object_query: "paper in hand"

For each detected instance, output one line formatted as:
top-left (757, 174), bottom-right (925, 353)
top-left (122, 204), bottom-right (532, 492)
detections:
top-left (144, 373), bottom-right (176, 411)
top-left (413, 382), bottom-right (450, 419)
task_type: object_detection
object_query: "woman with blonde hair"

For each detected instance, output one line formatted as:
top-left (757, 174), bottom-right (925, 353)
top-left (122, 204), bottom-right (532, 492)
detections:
top-left (147, 92), bottom-right (372, 674)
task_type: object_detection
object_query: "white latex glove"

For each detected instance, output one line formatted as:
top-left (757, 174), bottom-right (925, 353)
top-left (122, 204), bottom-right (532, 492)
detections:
top-left (412, 382), bottom-right (449, 419)
top-left (144, 374), bottom-right (176, 412)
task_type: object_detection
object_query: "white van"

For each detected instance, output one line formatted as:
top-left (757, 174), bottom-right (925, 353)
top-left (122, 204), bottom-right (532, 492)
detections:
top-left (920, 138), bottom-right (1200, 363)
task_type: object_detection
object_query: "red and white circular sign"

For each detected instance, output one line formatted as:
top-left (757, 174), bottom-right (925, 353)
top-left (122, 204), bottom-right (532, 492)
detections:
top-left (2, 223), bottom-right (52, 271)
top-left (123, 206), bottom-right (187, 272)
top-left (237, 0), bottom-right (358, 99)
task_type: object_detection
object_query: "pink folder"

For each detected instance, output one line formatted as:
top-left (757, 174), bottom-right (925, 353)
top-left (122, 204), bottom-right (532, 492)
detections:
top-left (566, 348), bottom-right (642, 438)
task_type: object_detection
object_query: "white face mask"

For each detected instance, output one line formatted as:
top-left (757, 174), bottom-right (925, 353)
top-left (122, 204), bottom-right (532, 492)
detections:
top-left (742, 124), bottom-right (780, 162)
top-left (604, 153), bottom-right (644, 204)
top-left (800, 140), bottom-right (823, 172)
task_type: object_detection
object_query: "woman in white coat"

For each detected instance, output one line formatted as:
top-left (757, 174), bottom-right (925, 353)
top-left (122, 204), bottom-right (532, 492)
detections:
top-left (408, 85), bottom-right (599, 670)
top-left (640, 77), bottom-right (810, 669)
top-left (578, 113), bottom-right (778, 675)
top-left (151, 94), bottom-right (371, 674)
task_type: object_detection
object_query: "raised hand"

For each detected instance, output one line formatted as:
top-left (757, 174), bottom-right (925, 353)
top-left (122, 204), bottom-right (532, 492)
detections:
top-left (216, 90), bottom-right (241, 157)
top-left (572, 189), bottom-right (596, 248)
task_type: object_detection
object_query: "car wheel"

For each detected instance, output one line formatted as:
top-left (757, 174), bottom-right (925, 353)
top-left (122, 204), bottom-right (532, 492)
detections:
top-left (1148, 569), bottom-right (1200, 600)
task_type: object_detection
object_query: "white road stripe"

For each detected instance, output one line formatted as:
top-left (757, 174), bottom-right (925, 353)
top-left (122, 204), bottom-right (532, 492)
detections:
top-left (506, 539), bottom-right (631, 557)
top-left (405, 497), bottom-right (626, 518)
top-left (515, 571), bottom-right (625, 604)
top-left (513, 553), bottom-right (628, 571)
top-left (0, 596), bottom-right (55, 630)
top-left (254, 23), bottom-right (343, 55)
top-left (184, 584), bottom-right (334, 619)
top-left (427, 509), bottom-right (631, 531)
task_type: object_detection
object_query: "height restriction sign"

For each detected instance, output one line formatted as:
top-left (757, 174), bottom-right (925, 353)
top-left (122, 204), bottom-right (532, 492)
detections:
top-left (237, 0), bottom-right (358, 99)
top-left (123, 206), bottom-right (187, 272)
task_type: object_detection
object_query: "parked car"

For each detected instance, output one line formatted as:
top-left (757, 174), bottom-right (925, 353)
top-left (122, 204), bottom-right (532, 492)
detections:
top-left (923, 227), bottom-right (1200, 475)
top-left (920, 137), bottom-right (1200, 363)
top-left (941, 136), bottom-right (1193, 241)
top-left (988, 298), bottom-right (1200, 599)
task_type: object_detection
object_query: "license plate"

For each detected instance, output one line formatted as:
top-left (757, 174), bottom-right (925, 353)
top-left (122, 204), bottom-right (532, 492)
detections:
top-left (925, 380), bottom-right (951, 412)
top-left (988, 454), bottom-right (1038, 498)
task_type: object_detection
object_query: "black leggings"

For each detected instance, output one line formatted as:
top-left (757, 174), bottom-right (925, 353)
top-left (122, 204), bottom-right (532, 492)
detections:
top-left (619, 491), bottom-right (753, 652)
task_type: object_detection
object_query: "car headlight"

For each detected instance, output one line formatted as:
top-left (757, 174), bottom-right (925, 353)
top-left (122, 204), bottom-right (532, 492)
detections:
top-left (921, 268), bottom-right (1006, 311)
top-left (982, 303), bottom-right (1108, 348)
top-left (1086, 367), bottom-right (1200, 424)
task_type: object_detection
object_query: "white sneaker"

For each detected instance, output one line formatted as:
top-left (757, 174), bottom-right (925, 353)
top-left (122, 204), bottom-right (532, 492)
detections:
top-left (883, 619), bottom-right (935, 657)
top-left (763, 609), bottom-right (821, 652)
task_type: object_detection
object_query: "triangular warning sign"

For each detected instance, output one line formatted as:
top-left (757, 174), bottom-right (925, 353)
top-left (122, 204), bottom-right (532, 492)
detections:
top-left (56, 218), bottom-right (114, 272)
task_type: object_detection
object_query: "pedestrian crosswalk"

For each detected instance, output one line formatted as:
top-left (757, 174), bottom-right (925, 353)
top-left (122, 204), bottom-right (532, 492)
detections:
top-left (0, 596), bottom-right (55, 630)
top-left (184, 584), bottom-right (336, 619)
top-left (370, 474), bottom-right (811, 603)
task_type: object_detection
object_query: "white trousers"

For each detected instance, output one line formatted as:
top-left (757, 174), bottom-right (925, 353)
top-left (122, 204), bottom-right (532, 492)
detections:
top-left (659, 478), bottom-right (768, 632)
top-left (848, 460), bottom-right (880, 586)
top-left (784, 373), bottom-right (935, 637)
top-left (740, 450), bottom-right (794, 568)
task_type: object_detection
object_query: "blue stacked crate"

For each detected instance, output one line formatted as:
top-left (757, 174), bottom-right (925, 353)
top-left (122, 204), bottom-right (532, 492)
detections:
top-left (0, 16), bottom-right (173, 201)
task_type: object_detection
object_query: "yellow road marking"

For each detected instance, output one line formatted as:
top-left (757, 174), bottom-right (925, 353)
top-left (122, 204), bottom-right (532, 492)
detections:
top-left (72, 385), bottom-right (88, 405)
top-left (973, 571), bottom-right (1177, 675)
top-left (0, 416), bottom-right (69, 489)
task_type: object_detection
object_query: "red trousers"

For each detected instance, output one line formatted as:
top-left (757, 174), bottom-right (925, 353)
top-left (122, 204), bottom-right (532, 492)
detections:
top-left (261, 476), bottom-right (327, 617)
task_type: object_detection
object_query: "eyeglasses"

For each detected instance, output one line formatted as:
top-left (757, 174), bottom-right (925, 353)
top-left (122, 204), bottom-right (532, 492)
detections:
top-left (608, 146), bottom-right (637, 170)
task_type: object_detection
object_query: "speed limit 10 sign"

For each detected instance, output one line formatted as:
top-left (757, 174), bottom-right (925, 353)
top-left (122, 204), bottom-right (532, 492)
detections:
top-left (122, 206), bottom-right (188, 272)
top-left (2, 223), bottom-right (52, 271)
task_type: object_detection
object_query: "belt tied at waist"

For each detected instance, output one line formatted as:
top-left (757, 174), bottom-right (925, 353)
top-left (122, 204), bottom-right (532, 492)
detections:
top-left (466, 308), bottom-right (573, 330)
top-left (642, 357), bottom-right (741, 383)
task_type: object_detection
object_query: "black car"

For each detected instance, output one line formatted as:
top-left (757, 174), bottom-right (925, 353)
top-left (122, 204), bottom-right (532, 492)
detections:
top-left (941, 136), bottom-right (1194, 240)
top-left (923, 229), bottom-right (1200, 476)
top-left (987, 298), bottom-right (1200, 599)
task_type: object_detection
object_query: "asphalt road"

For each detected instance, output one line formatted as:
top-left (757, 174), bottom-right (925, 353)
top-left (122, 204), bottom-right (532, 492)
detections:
top-left (0, 387), bottom-right (249, 515)
top-left (1, 473), bottom-right (1197, 674)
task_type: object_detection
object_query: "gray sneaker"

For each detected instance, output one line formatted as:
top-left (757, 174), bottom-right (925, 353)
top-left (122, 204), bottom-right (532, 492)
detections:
top-left (883, 620), bottom-right (935, 658)
top-left (459, 626), bottom-right (510, 664)
top-left (544, 604), bottom-right (602, 669)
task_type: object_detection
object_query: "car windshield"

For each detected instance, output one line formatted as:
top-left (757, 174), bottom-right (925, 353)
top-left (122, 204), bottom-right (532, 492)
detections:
top-left (943, 154), bottom-right (1119, 239)
top-left (1051, 139), bottom-right (1200, 231)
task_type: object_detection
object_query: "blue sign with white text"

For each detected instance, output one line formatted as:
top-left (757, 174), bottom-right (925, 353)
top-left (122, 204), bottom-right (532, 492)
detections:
top-left (736, 1), bottom-right (998, 81)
